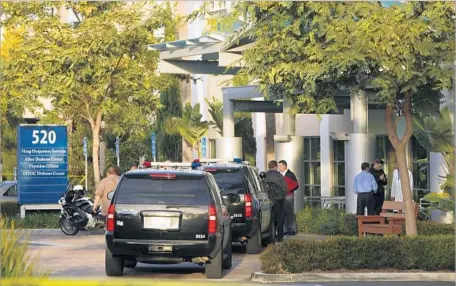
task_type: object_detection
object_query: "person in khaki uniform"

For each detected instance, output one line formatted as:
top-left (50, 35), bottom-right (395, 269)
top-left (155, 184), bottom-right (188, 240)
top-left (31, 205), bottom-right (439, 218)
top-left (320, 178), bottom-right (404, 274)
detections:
top-left (93, 167), bottom-right (120, 216)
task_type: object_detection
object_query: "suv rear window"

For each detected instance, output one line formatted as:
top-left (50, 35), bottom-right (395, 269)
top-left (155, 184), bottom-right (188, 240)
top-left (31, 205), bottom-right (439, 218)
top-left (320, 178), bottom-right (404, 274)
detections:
top-left (115, 176), bottom-right (210, 205)
top-left (209, 169), bottom-right (246, 194)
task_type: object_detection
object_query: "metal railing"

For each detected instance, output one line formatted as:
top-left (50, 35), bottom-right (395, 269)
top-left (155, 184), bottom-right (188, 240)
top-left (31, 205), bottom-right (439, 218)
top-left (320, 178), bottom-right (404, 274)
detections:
top-left (303, 196), bottom-right (346, 210)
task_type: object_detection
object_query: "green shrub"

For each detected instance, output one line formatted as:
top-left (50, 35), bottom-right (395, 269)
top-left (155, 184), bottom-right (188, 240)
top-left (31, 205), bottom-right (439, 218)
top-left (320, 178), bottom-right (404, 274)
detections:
top-left (0, 202), bottom-right (20, 217)
top-left (5, 213), bottom-right (60, 229)
top-left (0, 219), bottom-right (49, 277)
top-left (296, 207), bottom-right (455, 237)
top-left (260, 235), bottom-right (455, 273)
top-left (417, 220), bottom-right (455, 235)
top-left (296, 207), bottom-right (358, 236)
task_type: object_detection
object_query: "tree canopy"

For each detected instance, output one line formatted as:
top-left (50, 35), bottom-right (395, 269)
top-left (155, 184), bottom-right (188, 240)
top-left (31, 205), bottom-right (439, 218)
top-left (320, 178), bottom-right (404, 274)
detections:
top-left (195, 1), bottom-right (455, 235)
top-left (1, 2), bottom-right (178, 184)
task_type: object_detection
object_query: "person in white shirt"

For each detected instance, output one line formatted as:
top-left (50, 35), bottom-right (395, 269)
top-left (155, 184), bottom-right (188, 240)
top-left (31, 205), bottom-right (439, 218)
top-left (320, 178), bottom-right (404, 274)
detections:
top-left (390, 163), bottom-right (414, 202)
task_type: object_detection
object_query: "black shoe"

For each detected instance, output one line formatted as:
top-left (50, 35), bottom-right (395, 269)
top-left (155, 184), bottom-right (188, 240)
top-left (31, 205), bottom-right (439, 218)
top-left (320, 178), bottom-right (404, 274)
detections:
top-left (284, 232), bottom-right (289, 236)
top-left (289, 231), bottom-right (296, 236)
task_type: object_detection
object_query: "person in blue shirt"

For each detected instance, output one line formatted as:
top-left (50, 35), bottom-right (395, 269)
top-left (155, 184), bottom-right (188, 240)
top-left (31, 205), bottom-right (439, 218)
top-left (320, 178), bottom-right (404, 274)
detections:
top-left (354, 162), bottom-right (378, 215)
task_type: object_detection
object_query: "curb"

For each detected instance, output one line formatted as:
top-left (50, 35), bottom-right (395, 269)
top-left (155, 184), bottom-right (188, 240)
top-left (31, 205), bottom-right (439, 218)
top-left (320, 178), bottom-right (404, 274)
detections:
top-left (15, 229), bottom-right (105, 235)
top-left (250, 272), bottom-right (456, 283)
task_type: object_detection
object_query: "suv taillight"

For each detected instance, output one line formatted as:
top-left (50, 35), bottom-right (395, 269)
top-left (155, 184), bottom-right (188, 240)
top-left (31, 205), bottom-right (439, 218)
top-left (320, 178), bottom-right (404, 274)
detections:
top-left (106, 204), bottom-right (116, 232)
top-left (208, 204), bottom-right (217, 234)
top-left (245, 194), bottom-right (252, 218)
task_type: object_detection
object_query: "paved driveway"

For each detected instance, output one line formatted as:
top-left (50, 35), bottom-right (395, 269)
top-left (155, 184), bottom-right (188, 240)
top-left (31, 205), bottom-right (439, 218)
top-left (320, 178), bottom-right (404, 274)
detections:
top-left (27, 232), bottom-right (261, 281)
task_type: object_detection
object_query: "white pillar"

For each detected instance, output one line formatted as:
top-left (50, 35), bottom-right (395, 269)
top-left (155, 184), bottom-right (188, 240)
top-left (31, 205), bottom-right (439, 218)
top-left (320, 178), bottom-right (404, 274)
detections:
top-left (345, 134), bottom-right (376, 213)
top-left (345, 90), bottom-right (376, 213)
top-left (351, 90), bottom-right (368, 133)
top-left (429, 152), bottom-right (448, 193)
top-left (275, 136), bottom-right (305, 213)
top-left (252, 110), bottom-right (267, 171)
top-left (320, 115), bottom-right (333, 197)
top-left (215, 138), bottom-right (242, 160)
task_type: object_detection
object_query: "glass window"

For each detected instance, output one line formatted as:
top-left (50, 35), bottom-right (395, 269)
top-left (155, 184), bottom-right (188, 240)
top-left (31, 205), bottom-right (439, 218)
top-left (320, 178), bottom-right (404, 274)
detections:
top-left (5, 185), bottom-right (17, 197)
top-left (116, 176), bottom-right (211, 205)
top-left (333, 140), bottom-right (345, 196)
top-left (411, 136), bottom-right (430, 199)
top-left (303, 137), bottom-right (321, 198)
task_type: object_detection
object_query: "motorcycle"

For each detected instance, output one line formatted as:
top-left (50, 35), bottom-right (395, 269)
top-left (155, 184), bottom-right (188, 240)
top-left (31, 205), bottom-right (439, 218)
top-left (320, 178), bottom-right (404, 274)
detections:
top-left (58, 184), bottom-right (105, 235)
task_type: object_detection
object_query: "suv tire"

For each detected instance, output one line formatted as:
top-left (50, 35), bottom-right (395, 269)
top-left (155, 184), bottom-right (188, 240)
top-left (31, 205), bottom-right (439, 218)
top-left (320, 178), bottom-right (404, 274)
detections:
top-left (105, 247), bottom-right (124, 276)
top-left (246, 222), bottom-right (262, 254)
top-left (222, 230), bottom-right (232, 270)
top-left (205, 245), bottom-right (223, 279)
top-left (263, 218), bottom-right (276, 246)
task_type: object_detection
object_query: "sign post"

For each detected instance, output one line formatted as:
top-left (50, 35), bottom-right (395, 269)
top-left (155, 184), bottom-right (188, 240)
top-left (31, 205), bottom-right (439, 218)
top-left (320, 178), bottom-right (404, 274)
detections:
top-left (201, 136), bottom-right (208, 159)
top-left (17, 125), bottom-right (68, 205)
top-left (151, 133), bottom-right (157, 162)
top-left (115, 136), bottom-right (120, 167)
top-left (83, 137), bottom-right (88, 191)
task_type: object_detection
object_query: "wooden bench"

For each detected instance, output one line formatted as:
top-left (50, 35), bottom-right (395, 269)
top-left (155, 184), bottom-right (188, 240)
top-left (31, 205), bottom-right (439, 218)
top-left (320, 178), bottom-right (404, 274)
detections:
top-left (357, 201), bottom-right (418, 238)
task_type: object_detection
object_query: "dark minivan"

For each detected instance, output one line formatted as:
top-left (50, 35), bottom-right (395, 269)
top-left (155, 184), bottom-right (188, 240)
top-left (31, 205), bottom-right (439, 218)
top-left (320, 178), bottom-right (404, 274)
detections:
top-left (201, 163), bottom-right (275, 254)
top-left (105, 169), bottom-right (232, 279)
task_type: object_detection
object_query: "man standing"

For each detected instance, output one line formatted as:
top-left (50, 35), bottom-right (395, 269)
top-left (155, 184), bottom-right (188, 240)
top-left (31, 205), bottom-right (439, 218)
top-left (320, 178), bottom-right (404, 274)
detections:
top-left (264, 160), bottom-right (288, 242)
top-left (354, 162), bottom-right (378, 215)
top-left (370, 159), bottom-right (387, 214)
top-left (93, 167), bottom-right (120, 217)
top-left (278, 160), bottom-right (299, 236)
top-left (391, 162), bottom-right (414, 202)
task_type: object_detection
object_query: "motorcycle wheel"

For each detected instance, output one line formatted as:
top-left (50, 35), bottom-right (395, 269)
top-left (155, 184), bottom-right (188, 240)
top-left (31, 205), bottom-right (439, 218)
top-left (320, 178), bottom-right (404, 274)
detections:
top-left (59, 217), bottom-right (81, 235)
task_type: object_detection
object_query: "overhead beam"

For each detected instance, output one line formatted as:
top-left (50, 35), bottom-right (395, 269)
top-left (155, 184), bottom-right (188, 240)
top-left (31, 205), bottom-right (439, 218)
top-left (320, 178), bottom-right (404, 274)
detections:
top-left (152, 42), bottom-right (225, 60)
top-left (159, 60), bottom-right (240, 75)
top-left (234, 100), bottom-right (283, 113)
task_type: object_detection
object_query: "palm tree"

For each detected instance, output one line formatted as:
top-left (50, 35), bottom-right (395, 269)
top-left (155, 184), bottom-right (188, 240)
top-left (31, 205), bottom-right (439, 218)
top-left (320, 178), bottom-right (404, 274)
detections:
top-left (206, 97), bottom-right (223, 136)
top-left (166, 103), bottom-right (208, 158)
top-left (413, 105), bottom-right (454, 212)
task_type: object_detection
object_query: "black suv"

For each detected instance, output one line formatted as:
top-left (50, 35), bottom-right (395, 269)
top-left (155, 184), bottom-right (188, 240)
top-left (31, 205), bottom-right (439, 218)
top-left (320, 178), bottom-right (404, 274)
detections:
top-left (104, 169), bottom-right (232, 279)
top-left (200, 163), bottom-right (275, 254)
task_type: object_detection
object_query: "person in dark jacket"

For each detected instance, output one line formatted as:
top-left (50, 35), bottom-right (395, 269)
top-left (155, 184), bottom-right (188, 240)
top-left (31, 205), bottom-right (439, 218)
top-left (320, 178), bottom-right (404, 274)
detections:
top-left (278, 160), bottom-right (299, 236)
top-left (264, 160), bottom-right (288, 242)
top-left (370, 159), bottom-right (387, 214)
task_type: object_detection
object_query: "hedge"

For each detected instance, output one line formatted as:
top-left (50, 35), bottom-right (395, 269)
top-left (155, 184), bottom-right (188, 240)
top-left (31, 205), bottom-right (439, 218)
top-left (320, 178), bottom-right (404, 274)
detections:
top-left (0, 202), bottom-right (20, 217)
top-left (296, 207), bottom-right (455, 236)
top-left (261, 235), bottom-right (455, 273)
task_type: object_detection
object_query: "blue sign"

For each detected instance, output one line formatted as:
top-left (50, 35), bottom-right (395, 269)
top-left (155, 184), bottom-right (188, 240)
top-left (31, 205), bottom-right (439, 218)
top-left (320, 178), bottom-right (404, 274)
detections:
top-left (151, 133), bottom-right (156, 158)
top-left (83, 137), bottom-right (88, 157)
top-left (115, 136), bottom-right (120, 157)
top-left (201, 136), bottom-right (207, 159)
top-left (17, 125), bottom-right (68, 204)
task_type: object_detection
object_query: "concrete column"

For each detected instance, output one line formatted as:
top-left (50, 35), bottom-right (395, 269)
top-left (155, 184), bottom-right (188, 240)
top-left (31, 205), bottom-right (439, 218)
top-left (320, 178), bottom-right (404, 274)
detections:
top-left (252, 98), bottom-right (267, 171)
top-left (351, 90), bottom-right (368, 133)
top-left (275, 136), bottom-right (305, 213)
top-left (345, 134), bottom-right (376, 213)
top-left (429, 152), bottom-right (448, 193)
top-left (346, 90), bottom-right (376, 213)
top-left (283, 98), bottom-right (295, 136)
top-left (215, 137), bottom-right (242, 160)
top-left (223, 97), bottom-right (235, 137)
top-left (320, 115), bottom-right (333, 197)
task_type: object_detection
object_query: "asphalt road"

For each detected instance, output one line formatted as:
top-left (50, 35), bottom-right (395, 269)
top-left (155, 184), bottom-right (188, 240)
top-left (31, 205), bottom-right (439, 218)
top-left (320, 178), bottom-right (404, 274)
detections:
top-left (26, 232), bottom-right (454, 286)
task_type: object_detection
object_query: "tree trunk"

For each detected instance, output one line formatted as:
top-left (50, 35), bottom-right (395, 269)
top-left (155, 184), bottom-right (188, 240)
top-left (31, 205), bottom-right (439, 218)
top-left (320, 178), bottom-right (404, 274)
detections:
top-left (92, 111), bottom-right (102, 186)
top-left (385, 92), bottom-right (417, 235)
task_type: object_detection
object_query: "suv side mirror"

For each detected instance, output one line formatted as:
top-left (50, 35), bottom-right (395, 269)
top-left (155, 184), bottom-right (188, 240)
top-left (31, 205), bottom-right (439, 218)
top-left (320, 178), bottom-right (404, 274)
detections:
top-left (107, 191), bottom-right (115, 201)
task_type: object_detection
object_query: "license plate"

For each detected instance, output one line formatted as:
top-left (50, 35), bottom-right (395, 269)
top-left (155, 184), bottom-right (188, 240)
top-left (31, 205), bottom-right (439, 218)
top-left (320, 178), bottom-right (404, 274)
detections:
top-left (148, 245), bottom-right (173, 252)
top-left (143, 216), bottom-right (179, 230)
